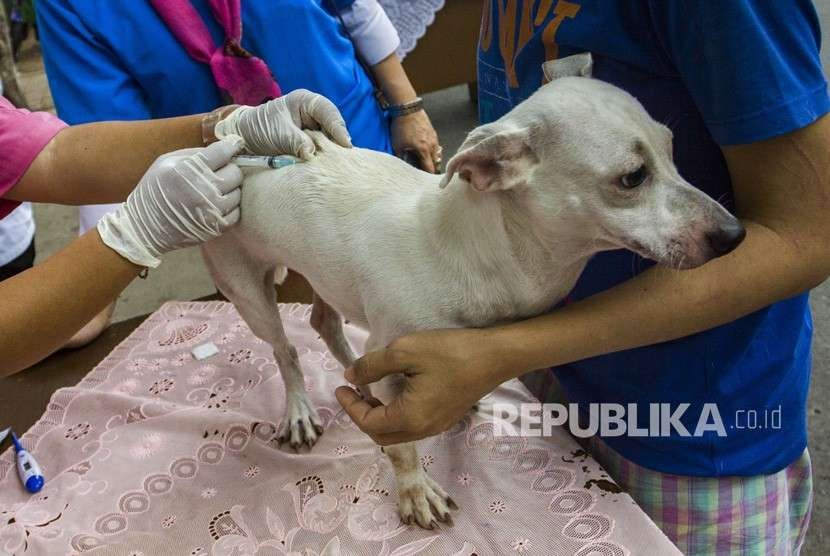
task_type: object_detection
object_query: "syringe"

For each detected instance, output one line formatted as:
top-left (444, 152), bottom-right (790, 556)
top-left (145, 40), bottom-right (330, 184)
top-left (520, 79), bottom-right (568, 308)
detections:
top-left (232, 155), bottom-right (301, 169)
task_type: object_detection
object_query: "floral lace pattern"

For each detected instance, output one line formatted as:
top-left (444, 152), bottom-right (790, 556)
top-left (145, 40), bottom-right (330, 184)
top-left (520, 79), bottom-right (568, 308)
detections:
top-left (0, 302), bottom-right (679, 555)
top-left (378, 0), bottom-right (446, 58)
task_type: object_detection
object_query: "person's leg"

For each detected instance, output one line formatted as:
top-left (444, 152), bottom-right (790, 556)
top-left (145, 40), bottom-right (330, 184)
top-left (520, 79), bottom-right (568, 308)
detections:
top-left (587, 437), bottom-right (812, 555)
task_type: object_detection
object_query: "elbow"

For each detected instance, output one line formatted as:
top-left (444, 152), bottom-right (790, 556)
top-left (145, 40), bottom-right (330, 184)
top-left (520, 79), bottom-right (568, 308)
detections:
top-left (802, 273), bottom-right (829, 293)
top-left (808, 232), bottom-right (830, 288)
top-left (772, 221), bottom-right (830, 295)
top-left (804, 257), bottom-right (830, 291)
top-left (792, 243), bottom-right (830, 293)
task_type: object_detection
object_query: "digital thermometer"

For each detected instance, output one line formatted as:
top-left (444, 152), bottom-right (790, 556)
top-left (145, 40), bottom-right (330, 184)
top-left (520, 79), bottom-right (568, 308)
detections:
top-left (10, 432), bottom-right (45, 494)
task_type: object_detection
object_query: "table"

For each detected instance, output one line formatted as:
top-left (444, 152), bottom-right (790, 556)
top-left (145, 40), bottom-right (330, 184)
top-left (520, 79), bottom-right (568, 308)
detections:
top-left (0, 300), bottom-right (681, 555)
top-left (0, 313), bottom-right (145, 434)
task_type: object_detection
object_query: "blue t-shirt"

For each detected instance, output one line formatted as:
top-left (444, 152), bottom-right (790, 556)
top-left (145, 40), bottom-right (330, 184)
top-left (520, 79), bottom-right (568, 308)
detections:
top-left (479, 0), bottom-right (828, 476)
top-left (35, 0), bottom-right (391, 153)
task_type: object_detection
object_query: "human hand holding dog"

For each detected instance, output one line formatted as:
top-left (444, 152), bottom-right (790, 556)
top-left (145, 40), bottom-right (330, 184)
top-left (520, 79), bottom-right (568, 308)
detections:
top-left (335, 328), bottom-right (509, 444)
top-left (369, 52), bottom-right (441, 172)
top-left (214, 89), bottom-right (352, 159)
top-left (391, 110), bottom-right (441, 173)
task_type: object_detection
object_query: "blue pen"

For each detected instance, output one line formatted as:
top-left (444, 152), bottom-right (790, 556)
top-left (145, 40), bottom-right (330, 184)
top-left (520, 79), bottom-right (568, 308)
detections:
top-left (9, 432), bottom-right (45, 494)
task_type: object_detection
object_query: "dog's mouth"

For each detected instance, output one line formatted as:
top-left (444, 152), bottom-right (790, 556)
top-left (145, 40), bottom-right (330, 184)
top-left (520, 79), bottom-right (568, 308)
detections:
top-left (620, 238), bottom-right (661, 264)
top-left (628, 233), bottom-right (744, 270)
top-left (607, 227), bottom-right (742, 270)
top-left (619, 238), bottom-right (702, 270)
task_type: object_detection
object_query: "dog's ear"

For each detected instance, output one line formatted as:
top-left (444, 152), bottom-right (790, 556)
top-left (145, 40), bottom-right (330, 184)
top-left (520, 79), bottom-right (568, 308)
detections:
top-left (542, 52), bottom-right (593, 81)
top-left (439, 127), bottom-right (538, 192)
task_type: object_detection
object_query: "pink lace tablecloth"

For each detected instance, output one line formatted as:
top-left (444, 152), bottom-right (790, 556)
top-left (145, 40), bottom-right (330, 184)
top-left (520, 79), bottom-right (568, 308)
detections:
top-left (378, 0), bottom-right (445, 58)
top-left (0, 302), bottom-right (679, 555)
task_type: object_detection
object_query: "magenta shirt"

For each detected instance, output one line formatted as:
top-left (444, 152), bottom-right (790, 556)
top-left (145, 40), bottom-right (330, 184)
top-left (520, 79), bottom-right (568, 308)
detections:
top-left (0, 97), bottom-right (67, 219)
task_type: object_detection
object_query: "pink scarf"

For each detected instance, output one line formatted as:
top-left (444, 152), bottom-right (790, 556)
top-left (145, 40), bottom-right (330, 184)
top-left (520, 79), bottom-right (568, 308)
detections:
top-left (150, 0), bottom-right (281, 105)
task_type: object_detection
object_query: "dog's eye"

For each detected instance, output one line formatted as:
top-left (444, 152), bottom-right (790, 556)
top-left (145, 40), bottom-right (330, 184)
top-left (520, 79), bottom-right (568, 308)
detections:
top-left (620, 165), bottom-right (648, 189)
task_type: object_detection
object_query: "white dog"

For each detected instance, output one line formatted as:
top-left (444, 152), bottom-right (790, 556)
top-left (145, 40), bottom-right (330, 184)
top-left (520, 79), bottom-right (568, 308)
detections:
top-left (201, 54), bottom-right (745, 529)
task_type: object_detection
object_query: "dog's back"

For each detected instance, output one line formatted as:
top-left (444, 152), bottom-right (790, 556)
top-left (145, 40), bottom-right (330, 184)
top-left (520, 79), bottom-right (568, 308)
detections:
top-left (236, 132), bottom-right (416, 249)
top-left (213, 132), bottom-right (446, 330)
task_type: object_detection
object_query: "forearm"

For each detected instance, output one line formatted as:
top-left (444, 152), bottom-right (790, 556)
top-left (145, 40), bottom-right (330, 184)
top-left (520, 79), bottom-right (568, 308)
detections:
top-left (7, 114), bottom-right (206, 205)
top-left (489, 222), bottom-right (829, 382)
top-left (0, 230), bottom-right (140, 375)
top-left (371, 53), bottom-right (418, 104)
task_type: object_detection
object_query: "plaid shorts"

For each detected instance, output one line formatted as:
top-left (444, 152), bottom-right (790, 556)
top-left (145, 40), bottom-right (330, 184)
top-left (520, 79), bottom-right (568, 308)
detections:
top-left (587, 437), bottom-right (813, 556)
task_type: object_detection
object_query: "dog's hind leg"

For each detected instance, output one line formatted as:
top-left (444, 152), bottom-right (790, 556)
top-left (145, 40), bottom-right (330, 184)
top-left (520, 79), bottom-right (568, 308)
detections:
top-left (202, 239), bottom-right (323, 450)
top-left (310, 293), bottom-right (374, 399)
top-left (310, 293), bottom-right (357, 369)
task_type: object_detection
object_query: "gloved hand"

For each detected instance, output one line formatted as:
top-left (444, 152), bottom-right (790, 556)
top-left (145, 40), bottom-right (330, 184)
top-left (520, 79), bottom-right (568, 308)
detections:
top-left (214, 89), bottom-right (353, 159)
top-left (97, 136), bottom-right (245, 268)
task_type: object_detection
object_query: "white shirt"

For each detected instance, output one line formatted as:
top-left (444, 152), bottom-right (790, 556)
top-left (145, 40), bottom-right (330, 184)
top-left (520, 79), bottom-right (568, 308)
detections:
top-left (0, 202), bottom-right (35, 266)
top-left (340, 0), bottom-right (401, 66)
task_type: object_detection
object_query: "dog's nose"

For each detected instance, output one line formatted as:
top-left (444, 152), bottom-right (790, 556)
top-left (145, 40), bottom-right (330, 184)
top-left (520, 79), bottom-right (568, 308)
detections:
top-left (705, 221), bottom-right (746, 256)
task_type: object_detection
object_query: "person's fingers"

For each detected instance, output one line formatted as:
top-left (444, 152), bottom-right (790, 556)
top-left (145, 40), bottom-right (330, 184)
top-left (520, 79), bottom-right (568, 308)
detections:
top-left (372, 430), bottom-right (421, 446)
top-left (221, 206), bottom-right (241, 228)
top-left (416, 147), bottom-right (436, 173)
top-left (303, 94), bottom-right (352, 148)
top-left (215, 186), bottom-right (241, 216)
top-left (213, 163), bottom-right (244, 194)
top-left (158, 147), bottom-right (202, 162)
top-left (280, 128), bottom-right (315, 160)
top-left (432, 144), bottom-right (444, 173)
top-left (196, 135), bottom-right (245, 171)
top-left (344, 347), bottom-right (407, 385)
top-left (296, 134), bottom-right (316, 161)
top-left (335, 386), bottom-right (404, 434)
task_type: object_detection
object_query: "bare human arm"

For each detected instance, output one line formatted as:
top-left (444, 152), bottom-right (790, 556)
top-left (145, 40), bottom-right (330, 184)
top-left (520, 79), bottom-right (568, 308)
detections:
top-left (337, 114), bottom-right (830, 445)
top-left (370, 53), bottom-right (441, 173)
top-left (6, 88), bottom-right (353, 207)
top-left (0, 136), bottom-right (248, 377)
top-left (5, 114), bottom-right (205, 205)
top-left (0, 114), bottom-right (209, 375)
top-left (0, 230), bottom-right (141, 376)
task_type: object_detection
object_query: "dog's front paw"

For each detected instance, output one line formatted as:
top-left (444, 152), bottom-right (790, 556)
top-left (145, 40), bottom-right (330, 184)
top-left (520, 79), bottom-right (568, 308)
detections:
top-left (278, 395), bottom-right (324, 451)
top-left (397, 473), bottom-right (458, 529)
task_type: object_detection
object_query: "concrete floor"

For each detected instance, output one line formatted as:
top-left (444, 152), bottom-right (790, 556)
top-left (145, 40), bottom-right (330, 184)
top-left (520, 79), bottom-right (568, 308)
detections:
top-left (11, 6), bottom-right (830, 553)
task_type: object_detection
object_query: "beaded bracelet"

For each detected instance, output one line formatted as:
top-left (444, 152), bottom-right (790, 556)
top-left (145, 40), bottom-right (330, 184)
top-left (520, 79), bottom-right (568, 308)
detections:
top-left (385, 97), bottom-right (424, 119)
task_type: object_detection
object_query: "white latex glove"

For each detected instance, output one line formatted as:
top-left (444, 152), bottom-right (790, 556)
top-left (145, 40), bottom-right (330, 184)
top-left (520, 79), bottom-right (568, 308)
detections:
top-left (97, 136), bottom-right (245, 268)
top-left (214, 89), bottom-right (353, 159)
